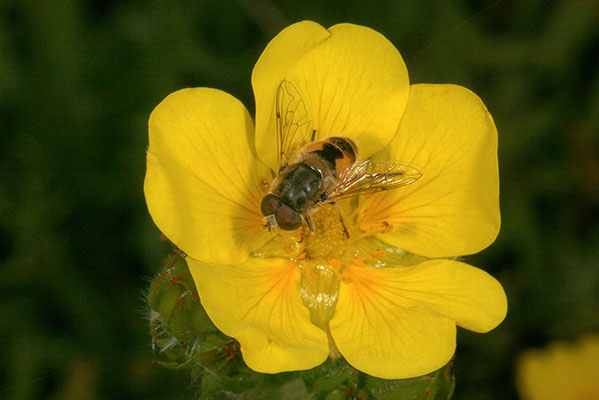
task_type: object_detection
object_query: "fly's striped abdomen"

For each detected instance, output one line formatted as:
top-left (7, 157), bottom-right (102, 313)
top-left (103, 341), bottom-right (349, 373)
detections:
top-left (328, 137), bottom-right (357, 162)
top-left (301, 137), bottom-right (357, 178)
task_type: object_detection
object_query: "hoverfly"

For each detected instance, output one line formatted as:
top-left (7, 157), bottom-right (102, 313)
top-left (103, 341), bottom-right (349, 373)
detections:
top-left (260, 80), bottom-right (422, 232)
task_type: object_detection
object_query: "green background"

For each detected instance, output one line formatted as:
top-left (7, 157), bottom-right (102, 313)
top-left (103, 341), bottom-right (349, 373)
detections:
top-left (1, 0), bottom-right (597, 399)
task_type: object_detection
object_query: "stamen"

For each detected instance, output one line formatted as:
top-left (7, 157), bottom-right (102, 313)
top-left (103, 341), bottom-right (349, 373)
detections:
top-left (352, 257), bottom-right (367, 267)
top-left (260, 179), bottom-right (269, 191)
top-left (375, 221), bottom-right (393, 233)
top-left (372, 249), bottom-right (387, 258)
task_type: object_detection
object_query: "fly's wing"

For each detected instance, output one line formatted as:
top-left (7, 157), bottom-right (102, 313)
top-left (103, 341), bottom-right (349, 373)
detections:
top-left (326, 160), bottom-right (422, 202)
top-left (276, 80), bottom-right (312, 170)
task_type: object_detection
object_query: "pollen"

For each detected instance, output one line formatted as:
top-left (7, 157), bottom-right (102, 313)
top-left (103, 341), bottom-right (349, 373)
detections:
top-left (303, 204), bottom-right (349, 259)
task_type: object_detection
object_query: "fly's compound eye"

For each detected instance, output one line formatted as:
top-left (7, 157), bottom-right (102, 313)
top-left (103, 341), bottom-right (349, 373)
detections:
top-left (260, 194), bottom-right (280, 217)
top-left (261, 194), bottom-right (301, 230)
top-left (275, 203), bottom-right (302, 231)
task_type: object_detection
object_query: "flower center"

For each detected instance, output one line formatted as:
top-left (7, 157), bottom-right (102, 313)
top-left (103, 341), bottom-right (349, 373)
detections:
top-left (293, 204), bottom-right (349, 331)
top-left (252, 200), bottom-right (427, 334)
top-left (303, 204), bottom-right (349, 260)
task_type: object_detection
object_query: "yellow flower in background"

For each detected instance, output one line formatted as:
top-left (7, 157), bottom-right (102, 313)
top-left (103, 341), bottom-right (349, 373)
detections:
top-left (517, 335), bottom-right (599, 400)
top-left (144, 21), bottom-right (507, 379)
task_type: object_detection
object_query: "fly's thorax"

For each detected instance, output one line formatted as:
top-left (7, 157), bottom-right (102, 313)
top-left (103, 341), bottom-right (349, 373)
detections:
top-left (262, 136), bottom-right (359, 231)
top-left (271, 162), bottom-right (324, 214)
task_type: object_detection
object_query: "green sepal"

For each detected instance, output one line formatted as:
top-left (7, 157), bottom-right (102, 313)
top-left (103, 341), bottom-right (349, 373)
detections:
top-left (198, 370), bottom-right (258, 400)
top-left (365, 361), bottom-right (455, 400)
top-left (149, 314), bottom-right (188, 367)
top-left (168, 290), bottom-right (215, 341)
top-left (147, 250), bottom-right (266, 397)
top-left (302, 356), bottom-right (454, 400)
top-left (302, 357), bottom-right (361, 399)
top-left (147, 252), bottom-right (194, 316)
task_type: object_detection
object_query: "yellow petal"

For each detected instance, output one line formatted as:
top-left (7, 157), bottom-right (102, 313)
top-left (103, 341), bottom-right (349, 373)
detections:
top-left (329, 259), bottom-right (506, 379)
top-left (253, 21), bottom-right (410, 170)
top-left (187, 256), bottom-right (329, 373)
top-left (364, 84), bottom-right (500, 257)
top-left (145, 88), bottom-right (273, 265)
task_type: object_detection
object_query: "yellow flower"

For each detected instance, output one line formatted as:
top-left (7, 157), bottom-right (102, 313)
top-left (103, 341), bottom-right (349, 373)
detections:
top-left (144, 21), bottom-right (507, 379)
top-left (516, 335), bottom-right (599, 400)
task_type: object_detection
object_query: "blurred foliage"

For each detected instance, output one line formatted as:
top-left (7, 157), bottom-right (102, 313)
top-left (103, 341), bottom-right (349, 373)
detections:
top-left (0, 0), bottom-right (597, 399)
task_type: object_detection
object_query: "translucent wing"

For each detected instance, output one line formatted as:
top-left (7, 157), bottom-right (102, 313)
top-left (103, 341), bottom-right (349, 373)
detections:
top-left (276, 80), bottom-right (313, 169)
top-left (326, 160), bottom-right (422, 202)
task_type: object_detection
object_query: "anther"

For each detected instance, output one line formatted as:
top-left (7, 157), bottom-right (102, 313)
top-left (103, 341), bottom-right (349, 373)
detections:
top-left (369, 221), bottom-right (393, 233)
top-left (372, 249), bottom-right (387, 258)
top-left (352, 258), bottom-right (366, 267)
top-left (260, 179), bottom-right (269, 191)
